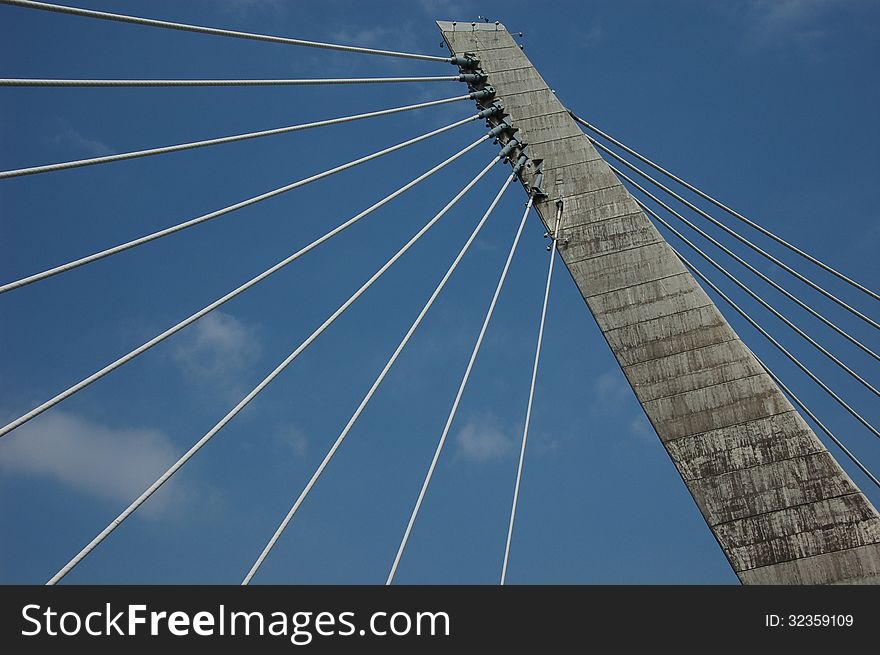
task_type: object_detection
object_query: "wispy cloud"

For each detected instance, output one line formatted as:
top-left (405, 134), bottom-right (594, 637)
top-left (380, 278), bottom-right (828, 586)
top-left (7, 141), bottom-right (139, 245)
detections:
top-left (741, 0), bottom-right (863, 51)
top-left (328, 23), bottom-right (423, 55)
top-left (627, 414), bottom-right (654, 442)
top-left (590, 367), bottom-right (655, 443)
top-left (206, 0), bottom-right (286, 17)
top-left (0, 411), bottom-right (198, 517)
top-left (323, 22), bottom-right (426, 73)
top-left (171, 311), bottom-right (262, 400)
top-left (329, 25), bottom-right (397, 49)
top-left (455, 413), bottom-right (514, 462)
top-left (49, 127), bottom-right (112, 157)
top-left (275, 424), bottom-right (309, 458)
top-left (582, 23), bottom-right (603, 48)
top-left (590, 368), bottom-right (633, 413)
top-left (419, 0), bottom-right (468, 19)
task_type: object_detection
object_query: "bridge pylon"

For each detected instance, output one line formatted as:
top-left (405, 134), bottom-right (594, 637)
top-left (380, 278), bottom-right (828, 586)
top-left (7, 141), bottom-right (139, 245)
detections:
top-left (439, 19), bottom-right (880, 584)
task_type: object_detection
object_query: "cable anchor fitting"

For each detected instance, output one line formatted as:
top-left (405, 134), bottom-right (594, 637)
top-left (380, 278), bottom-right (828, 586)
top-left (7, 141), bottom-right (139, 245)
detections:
top-left (530, 162), bottom-right (548, 198)
top-left (498, 139), bottom-right (519, 160)
top-left (498, 138), bottom-right (521, 161)
top-left (450, 53), bottom-right (480, 69)
top-left (459, 73), bottom-right (488, 84)
top-left (487, 121), bottom-right (517, 139)
top-left (547, 198), bottom-right (568, 251)
top-left (469, 86), bottom-right (495, 101)
top-left (477, 104), bottom-right (503, 119)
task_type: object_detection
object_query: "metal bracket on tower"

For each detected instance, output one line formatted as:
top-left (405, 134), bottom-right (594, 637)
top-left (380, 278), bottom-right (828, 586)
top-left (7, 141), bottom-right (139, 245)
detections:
top-left (458, 73), bottom-right (488, 84)
top-left (488, 121), bottom-right (517, 140)
top-left (469, 87), bottom-right (495, 102)
top-left (498, 137), bottom-right (521, 161)
top-left (450, 53), bottom-right (480, 69)
top-left (478, 100), bottom-right (505, 119)
top-left (546, 197), bottom-right (568, 251)
top-left (530, 161), bottom-right (548, 198)
top-left (477, 104), bottom-right (503, 119)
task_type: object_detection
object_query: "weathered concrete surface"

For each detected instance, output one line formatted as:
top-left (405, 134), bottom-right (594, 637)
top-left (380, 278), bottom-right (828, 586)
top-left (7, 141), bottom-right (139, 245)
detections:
top-left (439, 20), bottom-right (880, 584)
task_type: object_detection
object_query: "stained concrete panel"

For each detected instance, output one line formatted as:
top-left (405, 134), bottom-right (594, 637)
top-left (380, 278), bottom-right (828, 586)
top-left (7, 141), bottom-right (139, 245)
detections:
top-left (738, 544), bottom-right (880, 584)
top-left (539, 185), bottom-right (642, 227)
top-left (566, 242), bottom-right (688, 296)
top-left (603, 304), bottom-right (736, 367)
top-left (715, 493), bottom-right (880, 571)
top-left (589, 272), bottom-right (714, 332)
top-left (644, 373), bottom-right (792, 442)
top-left (512, 111), bottom-right (585, 145)
top-left (625, 339), bottom-right (766, 403)
top-left (688, 451), bottom-right (861, 524)
top-left (664, 410), bottom-right (824, 480)
top-left (562, 212), bottom-right (663, 262)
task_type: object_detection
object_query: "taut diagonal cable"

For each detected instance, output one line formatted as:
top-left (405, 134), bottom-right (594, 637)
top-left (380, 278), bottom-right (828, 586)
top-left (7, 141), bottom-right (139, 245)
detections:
top-left (0, 113), bottom-right (481, 294)
top-left (586, 135), bottom-right (880, 331)
top-left (0, 134), bottom-right (491, 440)
top-left (752, 353), bottom-right (880, 490)
top-left (387, 158), bottom-right (531, 585)
top-left (672, 248), bottom-right (880, 441)
top-left (615, 167), bottom-right (880, 398)
top-left (678, 256), bottom-right (880, 489)
top-left (500, 196), bottom-right (555, 586)
top-left (0, 95), bottom-right (476, 179)
top-left (570, 112), bottom-right (880, 303)
top-left (46, 154), bottom-right (501, 585)
top-left (604, 164), bottom-right (879, 363)
top-left (0, 75), bottom-right (477, 87)
top-left (242, 160), bottom-right (519, 585)
top-left (0, 0), bottom-right (454, 63)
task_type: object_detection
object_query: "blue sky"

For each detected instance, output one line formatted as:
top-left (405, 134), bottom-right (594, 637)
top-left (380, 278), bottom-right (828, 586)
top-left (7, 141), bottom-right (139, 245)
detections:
top-left (1, 0), bottom-right (878, 584)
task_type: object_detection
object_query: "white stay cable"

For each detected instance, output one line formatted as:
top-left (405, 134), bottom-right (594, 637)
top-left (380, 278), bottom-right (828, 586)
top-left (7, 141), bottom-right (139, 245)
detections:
top-left (571, 112), bottom-right (880, 303)
top-left (46, 154), bottom-right (501, 585)
top-left (386, 159), bottom-right (532, 585)
top-left (678, 252), bottom-right (880, 489)
top-left (242, 164), bottom-right (518, 585)
top-left (672, 248), bottom-right (880, 441)
top-left (607, 164), bottom-right (880, 364)
top-left (587, 135), bottom-right (880, 331)
top-left (500, 197), bottom-right (558, 586)
top-left (635, 194), bottom-right (880, 399)
top-left (0, 75), bottom-right (476, 87)
top-left (0, 113), bottom-right (480, 294)
top-left (0, 134), bottom-right (490, 440)
top-left (752, 353), bottom-right (880, 490)
top-left (0, 95), bottom-right (474, 179)
top-left (0, 0), bottom-right (454, 63)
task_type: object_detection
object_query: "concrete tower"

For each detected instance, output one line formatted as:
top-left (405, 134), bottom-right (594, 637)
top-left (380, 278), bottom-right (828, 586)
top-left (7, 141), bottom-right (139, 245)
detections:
top-left (439, 20), bottom-right (880, 584)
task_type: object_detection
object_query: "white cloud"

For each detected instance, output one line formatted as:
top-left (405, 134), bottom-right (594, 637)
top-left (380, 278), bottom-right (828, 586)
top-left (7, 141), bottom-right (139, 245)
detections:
top-left (455, 414), bottom-right (514, 462)
top-left (329, 25), bottom-right (394, 49)
top-left (741, 0), bottom-right (865, 50)
top-left (627, 414), bottom-right (654, 442)
top-left (0, 411), bottom-right (194, 517)
top-left (171, 311), bottom-right (262, 399)
top-left (328, 23), bottom-right (422, 54)
top-left (50, 127), bottom-right (112, 157)
top-left (591, 368), bottom-right (632, 413)
top-left (591, 368), bottom-right (657, 444)
top-left (582, 24), bottom-right (603, 48)
top-left (208, 0), bottom-right (286, 16)
top-left (275, 425), bottom-right (309, 458)
top-left (419, 0), bottom-right (468, 18)
top-left (301, 25), bottom-right (411, 76)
